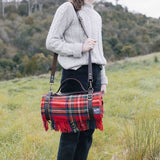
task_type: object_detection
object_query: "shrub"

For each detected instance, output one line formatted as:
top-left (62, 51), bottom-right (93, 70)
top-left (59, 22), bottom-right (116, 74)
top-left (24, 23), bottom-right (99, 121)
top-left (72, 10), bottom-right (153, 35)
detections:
top-left (0, 39), bottom-right (7, 56)
top-left (121, 45), bottom-right (136, 57)
top-left (18, 3), bottom-right (28, 16)
top-left (154, 56), bottom-right (159, 63)
top-left (24, 56), bottom-right (38, 75)
top-left (25, 16), bottom-right (34, 25)
top-left (0, 58), bottom-right (16, 70)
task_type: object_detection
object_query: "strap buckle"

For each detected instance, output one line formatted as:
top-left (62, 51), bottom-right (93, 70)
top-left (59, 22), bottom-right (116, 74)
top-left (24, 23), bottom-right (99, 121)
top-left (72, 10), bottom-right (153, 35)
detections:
top-left (50, 75), bottom-right (54, 91)
top-left (87, 94), bottom-right (93, 101)
top-left (89, 80), bottom-right (93, 89)
top-left (50, 83), bottom-right (53, 91)
top-left (70, 121), bottom-right (79, 133)
top-left (50, 75), bottom-right (54, 83)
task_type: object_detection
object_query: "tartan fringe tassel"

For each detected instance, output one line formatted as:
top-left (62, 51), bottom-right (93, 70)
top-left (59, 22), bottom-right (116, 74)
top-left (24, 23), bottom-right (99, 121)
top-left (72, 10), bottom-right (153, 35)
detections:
top-left (42, 114), bottom-right (48, 131)
top-left (41, 114), bottom-right (103, 133)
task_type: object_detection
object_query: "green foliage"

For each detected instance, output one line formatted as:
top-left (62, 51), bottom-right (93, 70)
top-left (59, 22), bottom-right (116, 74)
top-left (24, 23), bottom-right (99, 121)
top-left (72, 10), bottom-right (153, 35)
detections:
top-left (108, 37), bottom-right (118, 48)
top-left (0, 39), bottom-right (7, 56)
top-left (121, 45), bottom-right (136, 57)
top-left (24, 16), bottom-right (34, 25)
top-left (24, 56), bottom-right (38, 75)
top-left (98, 1), bottom-right (160, 59)
top-left (5, 5), bottom-right (18, 16)
top-left (7, 13), bottom-right (17, 21)
top-left (13, 53), bottom-right (24, 64)
top-left (0, 1), bottom-right (160, 80)
top-left (152, 39), bottom-right (160, 52)
top-left (18, 2), bottom-right (28, 16)
top-left (0, 58), bottom-right (16, 69)
top-left (154, 56), bottom-right (159, 63)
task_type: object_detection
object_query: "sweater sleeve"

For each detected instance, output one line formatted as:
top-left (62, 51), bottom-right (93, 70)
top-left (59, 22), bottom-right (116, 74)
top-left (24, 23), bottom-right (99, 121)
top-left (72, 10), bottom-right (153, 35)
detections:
top-left (101, 65), bottom-right (108, 85)
top-left (99, 17), bottom-right (108, 85)
top-left (46, 2), bottom-right (83, 58)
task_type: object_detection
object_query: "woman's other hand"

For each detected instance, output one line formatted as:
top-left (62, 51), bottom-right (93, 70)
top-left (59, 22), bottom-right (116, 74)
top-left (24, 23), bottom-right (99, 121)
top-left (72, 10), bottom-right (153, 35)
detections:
top-left (101, 84), bottom-right (107, 96)
top-left (82, 38), bottom-right (96, 52)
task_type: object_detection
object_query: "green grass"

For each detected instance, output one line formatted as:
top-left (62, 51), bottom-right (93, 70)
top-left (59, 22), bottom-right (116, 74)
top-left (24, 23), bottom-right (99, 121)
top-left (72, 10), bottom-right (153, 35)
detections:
top-left (0, 53), bottom-right (160, 160)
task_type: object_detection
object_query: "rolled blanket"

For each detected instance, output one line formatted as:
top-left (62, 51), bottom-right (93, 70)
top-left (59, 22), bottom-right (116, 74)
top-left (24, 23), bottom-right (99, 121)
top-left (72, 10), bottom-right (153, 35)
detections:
top-left (41, 91), bottom-right (104, 133)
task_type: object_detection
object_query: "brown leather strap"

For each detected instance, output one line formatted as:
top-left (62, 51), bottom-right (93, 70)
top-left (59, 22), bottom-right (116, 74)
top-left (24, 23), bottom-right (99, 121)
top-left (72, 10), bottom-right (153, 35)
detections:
top-left (50, 53), bottom-right (58, 83)
top-left (44, 91), bottom-right (52, 121)
top-left (76, 11), bottom-right (93, 84)
top-left (74, 3), bottom-right (94, 120)
top-left (88, 88), bottom-right (94, 120)
top-left (55, 78), bottom-right (88, 93)
top-left (52, 90), bottom-right (88, 96)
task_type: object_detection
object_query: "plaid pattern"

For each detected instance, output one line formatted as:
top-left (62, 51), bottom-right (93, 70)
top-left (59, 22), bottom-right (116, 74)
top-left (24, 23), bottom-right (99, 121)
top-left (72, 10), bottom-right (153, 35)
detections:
top-left (41, 91), bottom-right (104, 133)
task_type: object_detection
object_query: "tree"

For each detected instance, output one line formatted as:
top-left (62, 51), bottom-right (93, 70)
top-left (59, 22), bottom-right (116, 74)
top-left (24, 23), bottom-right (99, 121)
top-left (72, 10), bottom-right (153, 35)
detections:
top-left (0, 0), bottom-right (5, 17)
top-left (121, 45), bottom-right (136, 57)
top-left (115, 0), bottom-right (119, 5)
top-left (24, 55), bottom-right (38, 75)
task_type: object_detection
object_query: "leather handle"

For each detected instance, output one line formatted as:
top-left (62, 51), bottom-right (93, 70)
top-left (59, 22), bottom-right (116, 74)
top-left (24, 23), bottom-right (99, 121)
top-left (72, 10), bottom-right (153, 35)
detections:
top-left (55, 78), bottom-right (88, 93)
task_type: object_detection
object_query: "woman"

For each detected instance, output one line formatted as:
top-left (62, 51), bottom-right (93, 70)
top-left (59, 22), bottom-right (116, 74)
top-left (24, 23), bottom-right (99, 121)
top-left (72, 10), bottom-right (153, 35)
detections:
top-left (46, 0), bottom-right (108, 159)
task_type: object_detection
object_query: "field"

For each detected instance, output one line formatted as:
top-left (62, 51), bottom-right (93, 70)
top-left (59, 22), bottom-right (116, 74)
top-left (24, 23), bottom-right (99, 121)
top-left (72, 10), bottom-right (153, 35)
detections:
top-left (0, 52), bottom-right (160, 160)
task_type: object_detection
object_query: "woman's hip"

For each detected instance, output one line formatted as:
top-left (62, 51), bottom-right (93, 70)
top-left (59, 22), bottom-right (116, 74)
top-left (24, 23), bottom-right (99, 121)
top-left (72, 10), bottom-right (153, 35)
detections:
top-left (60, 63), bottom-right (102, 93)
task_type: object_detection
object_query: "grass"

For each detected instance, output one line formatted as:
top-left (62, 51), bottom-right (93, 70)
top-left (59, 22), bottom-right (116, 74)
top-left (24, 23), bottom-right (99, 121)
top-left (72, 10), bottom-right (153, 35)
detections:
top-left (0, 52), bottom-right (160, 160)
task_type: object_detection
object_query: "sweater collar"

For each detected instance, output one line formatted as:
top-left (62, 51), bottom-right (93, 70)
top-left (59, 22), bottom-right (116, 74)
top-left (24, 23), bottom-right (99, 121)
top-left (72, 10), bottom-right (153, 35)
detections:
top-left (84, 2), bottom-right (94, 9)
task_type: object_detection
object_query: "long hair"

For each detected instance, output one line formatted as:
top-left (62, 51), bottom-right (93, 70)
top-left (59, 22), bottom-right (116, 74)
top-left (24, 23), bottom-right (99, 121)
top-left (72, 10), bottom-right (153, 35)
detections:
top-left (68, 0), bottom-right (85, 11)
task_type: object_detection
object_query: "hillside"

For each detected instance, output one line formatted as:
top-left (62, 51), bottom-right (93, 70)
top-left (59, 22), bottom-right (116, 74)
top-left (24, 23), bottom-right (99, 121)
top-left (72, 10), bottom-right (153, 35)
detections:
top-left (0, 52), bottom-right (160, 159)
top-left (0, 1), bottom-right (160, 80)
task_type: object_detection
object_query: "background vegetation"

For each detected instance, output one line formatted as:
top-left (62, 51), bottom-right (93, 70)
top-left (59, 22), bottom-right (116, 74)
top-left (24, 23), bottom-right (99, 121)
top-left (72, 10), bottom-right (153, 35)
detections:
top-left (0, 53), bottom-right (160, 160)
top-left (0, 0), bottom-right (160, 80)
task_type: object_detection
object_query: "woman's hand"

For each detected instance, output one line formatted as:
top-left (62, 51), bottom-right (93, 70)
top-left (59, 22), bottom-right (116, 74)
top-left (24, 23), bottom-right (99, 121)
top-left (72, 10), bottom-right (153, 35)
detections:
top-left (101, 84), bottom-right (107, 96)
top-left (82, 38), bottom-right (96, 52)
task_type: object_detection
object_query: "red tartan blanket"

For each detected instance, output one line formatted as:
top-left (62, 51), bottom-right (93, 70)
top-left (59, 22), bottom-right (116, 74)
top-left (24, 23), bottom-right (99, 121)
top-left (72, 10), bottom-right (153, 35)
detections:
top-left (41, 91), bottom-right (104, 133)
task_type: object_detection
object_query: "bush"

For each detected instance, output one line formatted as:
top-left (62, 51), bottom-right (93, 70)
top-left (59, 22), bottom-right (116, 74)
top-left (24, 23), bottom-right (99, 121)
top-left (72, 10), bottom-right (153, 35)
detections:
top-left (5, 5), bottom-right (18, 16)
top-left (25, 16), bottom-right (34, 25)
top-left (18, 3), bottom-right (28, 16)
top-left (152, 39), bottom-right (160, 52)
top-left (0, 39), bottom-right (7, 56)
top-left (121, 45), bottom-right (136, 57)
top-left (24, 56), bottom-right (38, 75)
top-left (154, 56), bottom-right (159, 63)
top-left (0, 58), bottom-right (16, 70)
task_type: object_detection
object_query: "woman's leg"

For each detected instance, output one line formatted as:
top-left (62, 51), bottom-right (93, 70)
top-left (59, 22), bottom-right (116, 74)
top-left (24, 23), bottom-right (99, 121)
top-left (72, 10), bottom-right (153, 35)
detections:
top-left (57, 67), bottom-right (88, 160)
top-left (73, 129), bottom-right (95, 160)
top-left (57, 64), bottom-right (102, 160)
top-left (73, 64), bottom-right (102, 160)
top-left (57, 132), bottom-right (80, 160)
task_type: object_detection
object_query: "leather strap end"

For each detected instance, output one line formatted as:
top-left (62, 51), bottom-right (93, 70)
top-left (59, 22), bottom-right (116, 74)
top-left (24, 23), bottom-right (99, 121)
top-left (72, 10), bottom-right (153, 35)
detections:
top-left (50, 74), bottom-right (54, 83)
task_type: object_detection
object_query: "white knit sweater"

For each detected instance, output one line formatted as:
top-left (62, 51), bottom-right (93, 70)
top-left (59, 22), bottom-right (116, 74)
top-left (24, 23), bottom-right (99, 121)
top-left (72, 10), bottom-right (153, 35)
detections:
top-left (46, 1), bottom-right (108, 85)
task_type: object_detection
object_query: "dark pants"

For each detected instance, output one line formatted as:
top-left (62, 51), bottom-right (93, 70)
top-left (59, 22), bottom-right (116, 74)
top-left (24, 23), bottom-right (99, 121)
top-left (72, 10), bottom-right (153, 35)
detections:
top-left (57, 63), bottom-right (102, 160)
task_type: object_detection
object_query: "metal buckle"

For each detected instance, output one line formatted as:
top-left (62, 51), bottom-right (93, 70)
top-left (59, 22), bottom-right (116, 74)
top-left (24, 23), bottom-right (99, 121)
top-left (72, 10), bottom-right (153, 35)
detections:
top-left (89, 81), bottom-right (92, 88)
top-left (50, 83), bottom-right (53, 91)
top-left (70, 121), bottom-right (79, 133)
top-left (87, 94), bottom-right (93, 101)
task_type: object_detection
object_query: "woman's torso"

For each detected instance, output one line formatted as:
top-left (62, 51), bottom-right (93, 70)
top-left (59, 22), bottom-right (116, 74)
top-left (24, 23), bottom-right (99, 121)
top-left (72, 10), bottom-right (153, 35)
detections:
top-left (57, 2), bottom-right (107, 70)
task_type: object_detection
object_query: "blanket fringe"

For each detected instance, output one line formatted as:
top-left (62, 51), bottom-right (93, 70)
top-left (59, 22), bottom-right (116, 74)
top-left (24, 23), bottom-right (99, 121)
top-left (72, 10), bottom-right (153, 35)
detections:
top-left (41, 114), bottom-right (48, 131)
top-left (49, 119), bottom-right (103, 133)
top-left (41, 112), bottom-right (103, 132)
